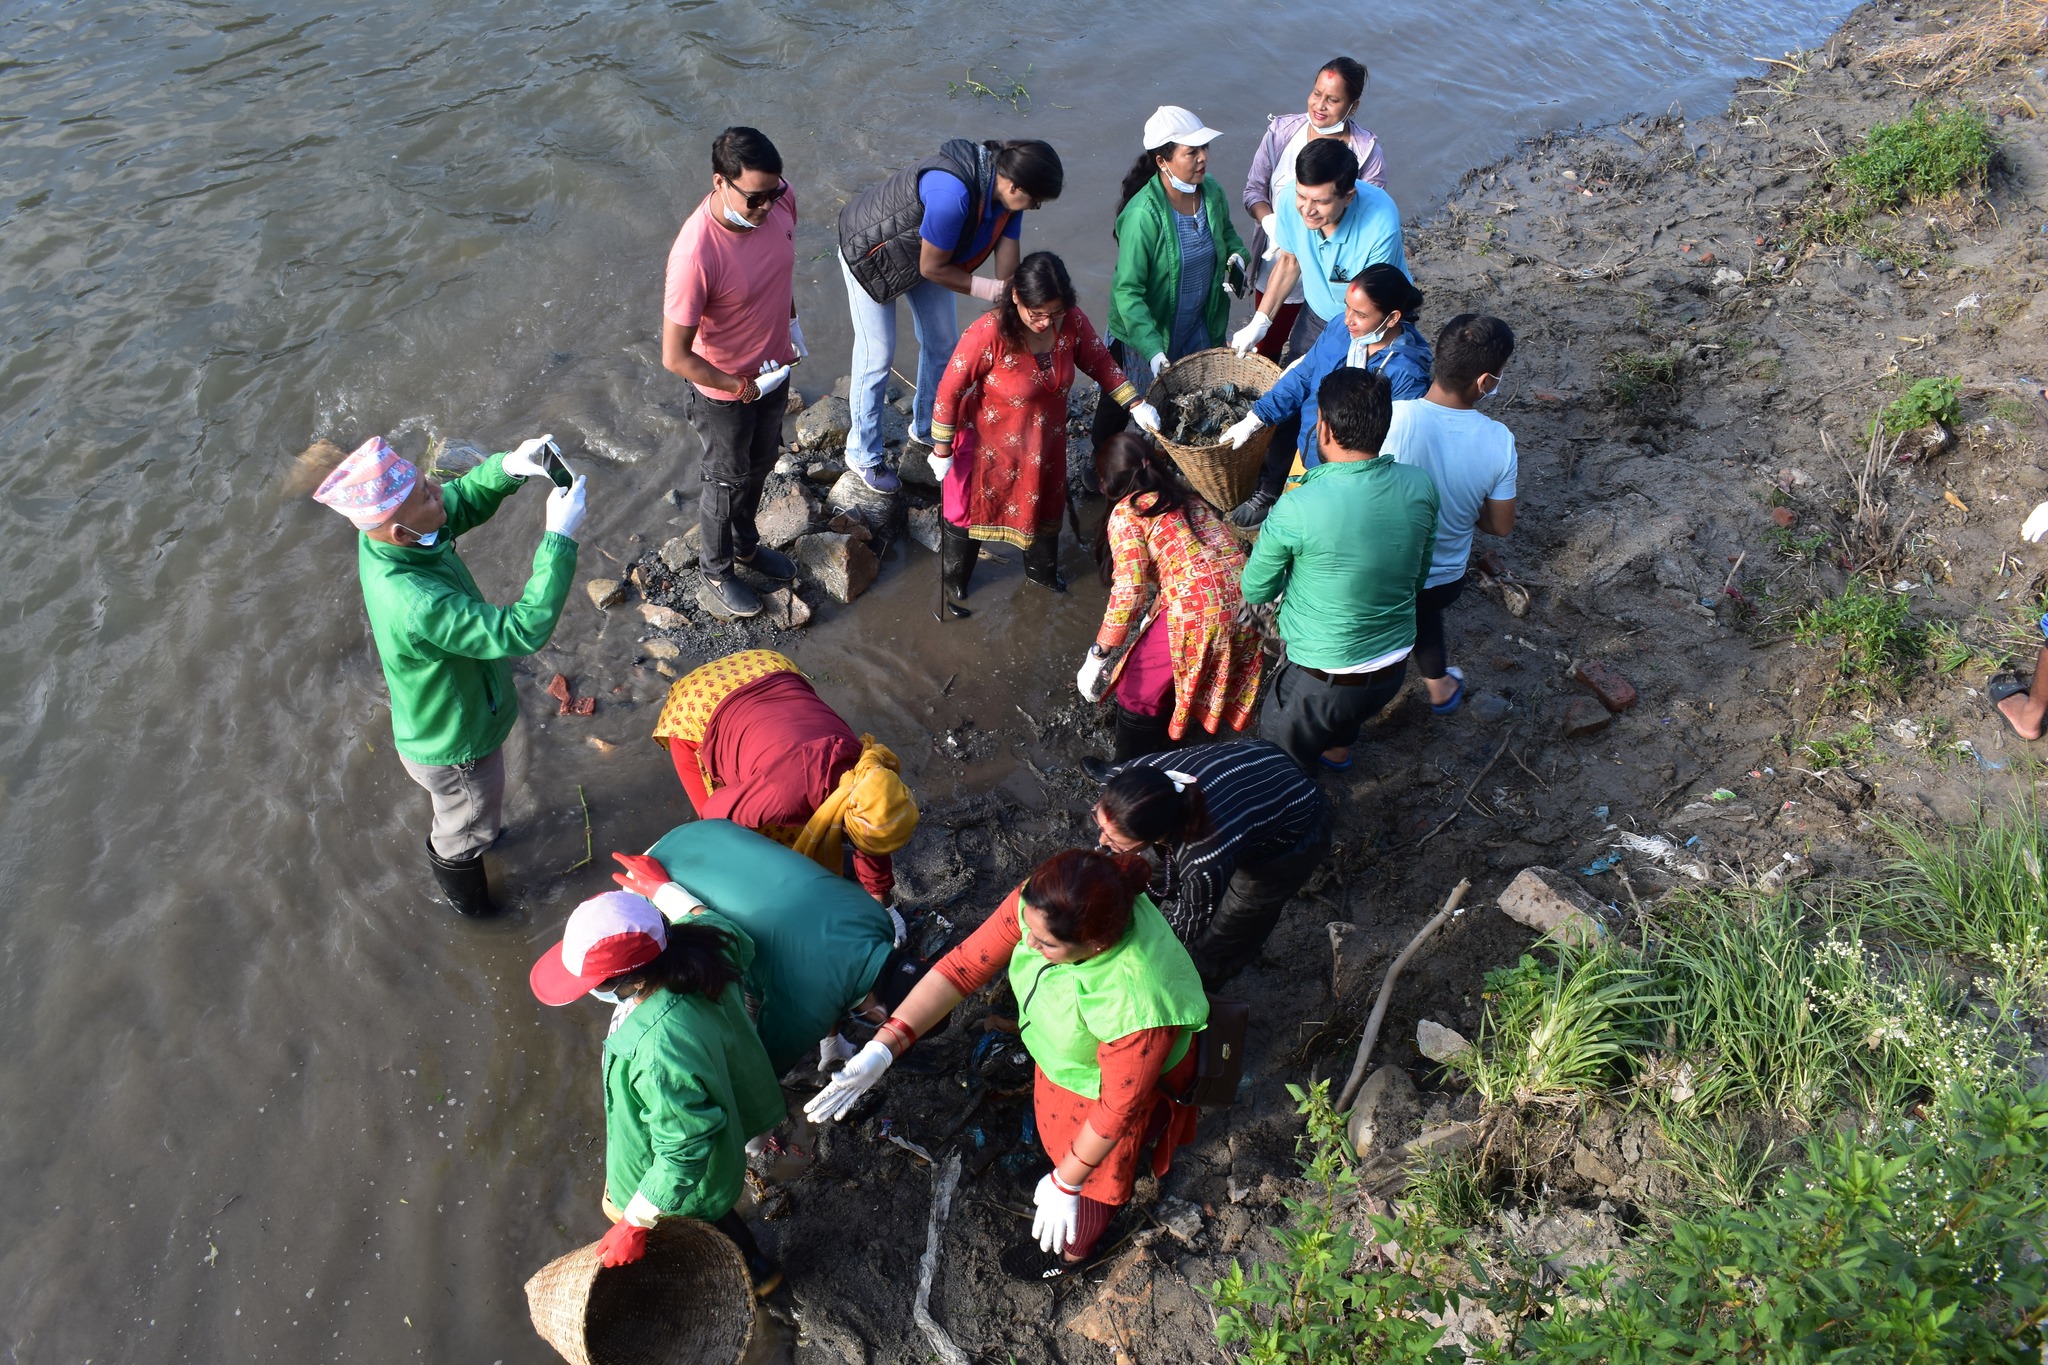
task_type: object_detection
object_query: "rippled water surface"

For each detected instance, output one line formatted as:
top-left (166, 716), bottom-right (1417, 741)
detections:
top-left (1, 0), bottom-right (1853, 1358)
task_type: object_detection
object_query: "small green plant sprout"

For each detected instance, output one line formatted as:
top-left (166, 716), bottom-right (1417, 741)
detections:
top-left (1837, 103), bottom-right (1995, 209)
top-left (1209, 1082), bottom-right (1465, 1364)
top-left (1797, 721), bottom-right (1876, 771)
top-left (1793, 580), bottom-right (1926, 700)
top-left (1402, 1150), bottom-right (1491, 1230)
top-left (1449, 944), bottom-right (1672, 1106)
top-left (1878, 374), bottom-right (1963, 434)
top-left (946, 64), bottom-right (1031, 112)
top-left (1604, 346), bottom-right (1681, 409)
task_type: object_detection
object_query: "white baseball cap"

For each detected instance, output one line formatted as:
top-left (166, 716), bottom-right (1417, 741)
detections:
top-left (1143, 106), bottom-right (1223, 150)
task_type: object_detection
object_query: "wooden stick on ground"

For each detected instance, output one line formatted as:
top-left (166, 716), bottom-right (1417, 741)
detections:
top-left (1336, 877), bottom-right (1471, 1113)
top-left (1407, 734), bottom-right (1513, 849)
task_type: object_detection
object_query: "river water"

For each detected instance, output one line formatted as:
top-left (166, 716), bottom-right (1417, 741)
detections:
top-left (1, 1), bottom-right (1852, 1359)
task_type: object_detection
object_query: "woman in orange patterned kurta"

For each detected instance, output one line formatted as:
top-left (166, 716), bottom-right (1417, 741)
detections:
top-left (930, 252), bottom-right (1158, 605)
top-left (1077, 434), bottom-right (1263, 775)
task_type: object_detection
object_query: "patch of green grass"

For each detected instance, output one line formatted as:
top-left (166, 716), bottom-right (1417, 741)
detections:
top-left (1798, 722), bottom-right (1876, 770)
top-left (1652, 1110), bottom-right (1789, 1211)
top-left (1990, 394), bottom-right (2033, 425)
top-left (1403, 1151), bottom-right (1492, 1230)
top-left (1793, 582), bottom-right (1926, 699)
top-left (1604, 348), bottom-right (1682, 408)
top-left (1765, 522), bottom-right (1832, 563)
top-left (1450, 945), bottom-right (1673, 1106)
top-left (1837, 103), bottom-right (1995, 210)
top-left (1875, 806), bottom-right (2048, 1012)
top-left (1925, 618), bottom-right (1980, 674)
top-left (1878, 374), bottom-right (1963, 434)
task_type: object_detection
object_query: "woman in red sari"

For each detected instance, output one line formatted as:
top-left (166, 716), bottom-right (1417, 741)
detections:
top-left (929, 251), bottom-right (1161, 608)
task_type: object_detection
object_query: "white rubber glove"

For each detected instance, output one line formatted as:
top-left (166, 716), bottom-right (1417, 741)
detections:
top-left (1148, 352), bottom-right (1169, 379)
top-left (788, 316), bottom-right (808, 360)
top-left (803, 1039), bottom-right (894, 1123)
top-left (969, 274), bottom-right (1006, 303)
top-left (1261, 238), bottom-right (1282, 261)
top-left (817, 1031), bottom-right (858, 1074)
top-left (754, 361), bottom-right (791, 395)
top-left (2023, 501), bottom-right (2048, 542)
top-left (1222, 412), bottom-right (1264, 449)
top-left (545, 474), bottom-right (587, 541)
top-left (928, 452), bottom-right (954, 481)
top-left (1129, 402), bottom-right (1162, 435)
top-left (1032, 1173), bottom-right (1081, 1254)
top-left (1230, 313), bottom-right (1272, 356)
top-left (502, 434), bottom-right (556, 481)
top-left (1077, 648), bottom-right (1111, 702)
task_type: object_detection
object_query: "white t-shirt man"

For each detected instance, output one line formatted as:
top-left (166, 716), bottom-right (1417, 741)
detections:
top-left (1383, 398), bottom-right (1518, 588)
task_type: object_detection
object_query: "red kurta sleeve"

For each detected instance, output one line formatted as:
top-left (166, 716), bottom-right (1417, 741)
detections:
top-left (933, 886), bottom-right (1024, 997)
top-left (1072, 309), bottom-right (1136, 408)
top-left (666, 737), bottom-right (712, 813)
top-left (1083, 1026), bottom-right (1181, 1142)
top-left (931, 315), bottom-right (997, 445)
top-left (1094, 498), bottom-right (1157, 653)
top-left (852, 849), bottom-right (894, 901)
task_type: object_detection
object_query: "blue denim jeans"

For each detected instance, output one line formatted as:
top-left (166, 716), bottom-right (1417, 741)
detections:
top-left (839, 253), bottom-right (959, 471)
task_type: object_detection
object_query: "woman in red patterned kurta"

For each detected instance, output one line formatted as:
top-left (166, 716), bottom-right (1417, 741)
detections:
top-left (1076, 434), bottom-right (1264, 775)
top-left (929, 252), bottom-right (1158, 605)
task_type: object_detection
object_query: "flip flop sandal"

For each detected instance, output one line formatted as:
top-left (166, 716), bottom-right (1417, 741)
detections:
top-left (1431, 666), bottom-right (1467, 716)
top-left (1989, 672), bottom-right (2031, 705)
top-left (1318, 752), bottom-right (1354, 771)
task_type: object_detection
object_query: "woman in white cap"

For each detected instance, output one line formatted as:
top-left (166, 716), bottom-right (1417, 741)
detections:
top-left (530, 890), bottom-right (787, 1294)
top-left (1091, 105), bottom-right (1249, 450)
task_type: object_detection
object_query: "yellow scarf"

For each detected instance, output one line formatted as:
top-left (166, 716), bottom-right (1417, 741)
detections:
top-left (791, 737), bottom-right (918, 873)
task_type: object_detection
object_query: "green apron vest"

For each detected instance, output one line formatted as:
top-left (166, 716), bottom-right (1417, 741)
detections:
top-left (648, 819), bottom-right (896, 1074)
top-left (1007, 893), bottom-right (1209, 1100)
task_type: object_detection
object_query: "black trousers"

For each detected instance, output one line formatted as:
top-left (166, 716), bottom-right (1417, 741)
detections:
top-left (1187, 811), bottom-right (1333, 987)
top-left (1261, 657), bottom-right (1407, 771)
top-left (1413, 575), bottom-right (1469, 682)
top-left (691, 386), bottom-right (784, 579)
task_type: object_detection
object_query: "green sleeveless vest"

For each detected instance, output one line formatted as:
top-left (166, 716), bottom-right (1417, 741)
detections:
top-left (1007, 892), bottom-right (1209, 1100)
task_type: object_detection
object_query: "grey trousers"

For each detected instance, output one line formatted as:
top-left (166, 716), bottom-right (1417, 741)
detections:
top-left (399, 746), bottom-right (506, 860)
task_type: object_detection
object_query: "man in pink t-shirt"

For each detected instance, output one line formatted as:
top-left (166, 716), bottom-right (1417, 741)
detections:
top-left (661, 126), bottom-right (803, 620)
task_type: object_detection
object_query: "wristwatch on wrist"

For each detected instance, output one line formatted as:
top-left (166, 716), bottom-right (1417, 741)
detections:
top-left (1088, 644), bottom-right (1108, 659)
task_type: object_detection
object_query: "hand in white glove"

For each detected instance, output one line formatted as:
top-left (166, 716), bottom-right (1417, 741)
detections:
top-left (1261, 238), bottom-right (1283, 262)
top-left (2024, 501), bottom-right (2048, 543)
top-left (1222, 412), bottom-right (1264, 449)
top-left (545, 474), bottom-right (587, 540)
top-left (788, 316), bottom-right (808, 360)
top-left (754, 361), bottom-right (791, 395)
top-left (502, 434), bottom-right (556, 481)
top-left (928, 452), bottom-right (954, 481)
top-left (969, 274), bottom-right (1007, 303)
top-left (1077, 648), bottom-right (1111, 702)
top-left (1224, 253), bottom-right (1249, 299)
top-left (1031, 1173), bottom-right (1081, 1254)
top-left (1148, 352), bottom-right (1170, 379)
top-left (1230, 313), bottom-right (1272, 356)
top-left (816, 1031), bottom-right (858, 1074)
top-left (1128, 402), bottom-right (1162, 435)
top-left (803, 1038), bottom-right (894, 1123)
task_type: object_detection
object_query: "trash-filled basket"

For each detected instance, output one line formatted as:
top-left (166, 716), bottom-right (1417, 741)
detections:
top-left (1142, 348), bottom-right (1286, 519)
top-left (524, 1219), bottom-right (755, 1365)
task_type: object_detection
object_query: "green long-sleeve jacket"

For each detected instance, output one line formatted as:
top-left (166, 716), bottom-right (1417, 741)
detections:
top-left (1240, 457), bottom-right (1440, 671)
top-left (603, 912), bottom-right (786, 1219)
top-left (1106, 176), bottom-right (1248, 364)
top-left (356, 451), bottom-right (575, 766)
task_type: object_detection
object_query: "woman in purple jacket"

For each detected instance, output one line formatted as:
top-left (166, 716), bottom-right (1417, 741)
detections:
top-left (1241, 57), bottom-right (1388, 364)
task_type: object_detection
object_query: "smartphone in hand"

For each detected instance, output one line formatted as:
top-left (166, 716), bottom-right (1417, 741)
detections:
top-left (538, 439), bottom-right (574, 489)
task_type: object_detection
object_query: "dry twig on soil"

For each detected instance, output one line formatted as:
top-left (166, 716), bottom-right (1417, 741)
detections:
top-left (1336, 878), bottom-right (1471, 1112)
top-left (1409, 734), bottom-right (1515, 848)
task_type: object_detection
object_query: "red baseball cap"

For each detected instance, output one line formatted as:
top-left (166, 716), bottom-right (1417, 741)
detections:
top-left (530, 892), bottom-right (668, 1006)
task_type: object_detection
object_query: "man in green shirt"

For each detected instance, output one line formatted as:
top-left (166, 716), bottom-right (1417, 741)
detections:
top-left (1240, 368), bottom-right (1438, 772)
top-left (313, 434), bottom-right (585, 915)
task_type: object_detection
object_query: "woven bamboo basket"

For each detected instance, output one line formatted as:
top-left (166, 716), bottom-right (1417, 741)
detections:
top-left (1143, 348), bottom-right (1285, 517)
top-left (524, 1220), bottom-right (754, 1365)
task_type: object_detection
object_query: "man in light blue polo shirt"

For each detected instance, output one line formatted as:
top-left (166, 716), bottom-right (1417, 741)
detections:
top-left (1231, 140), bottom-right (1404, 360)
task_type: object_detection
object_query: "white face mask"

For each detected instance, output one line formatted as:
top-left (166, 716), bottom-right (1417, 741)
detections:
top-left (1165, 170), bottom-right (1200, 194)
top-left (1310, 117), bottom-right (1346, 136)
top-left (1358, 321), bottom-right (1391, 346)
top-left (718, 182), bottom-right (757, 231)
top-left (1477, 375), bottom-right (1503, 402)
top-left (590, 988), bottom-right (623, 1004)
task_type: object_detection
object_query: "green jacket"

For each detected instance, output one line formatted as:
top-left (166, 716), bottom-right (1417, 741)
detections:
top-left (602, 916), bottom-right (786, 1220)
top-left (356, 451), bottom-right (576, 766)
top-left (1106, 177), bottom-right (1248, 364)
top-left (1239, 457), bottom-right (1440, 671)
top-left (648, 820), bottom-right (896, 1075)
top-left (1008, 893), bottom-right (1208, 1100)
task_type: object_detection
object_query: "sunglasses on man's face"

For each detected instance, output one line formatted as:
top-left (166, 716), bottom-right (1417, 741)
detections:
top-left (730, 178), bottom-right (788, 211)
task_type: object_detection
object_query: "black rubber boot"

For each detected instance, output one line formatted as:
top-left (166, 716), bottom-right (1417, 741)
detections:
top-left (940, 521), bottom-right (977, 617)
top-left (1081, 702), bottom-right (1174, 782)
top-left (714, 1210), bottom-right (784, 1298)
top-left (427, 842), bottom-right (495, 918)
top-left (1023, 531), bottom-right (1066, 594)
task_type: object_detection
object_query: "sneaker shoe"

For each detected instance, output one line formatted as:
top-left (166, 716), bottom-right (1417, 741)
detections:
top-left (998, 1241), bottom-right (1102, 1284)
top-left (1229, 489), bottom-right (1277, 528)
top-left (737, 544), bottom-right (797, 581)
top-left (700, 573), bottom-right (762, 619)
top-left (856, 464), bottom-right (901, 494)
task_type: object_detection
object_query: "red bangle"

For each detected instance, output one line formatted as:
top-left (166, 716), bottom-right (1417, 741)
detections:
top-left (878, 1016), bottom-right (918, 1051)
top-left (1051, 1170), bottom-right (1084, 1195)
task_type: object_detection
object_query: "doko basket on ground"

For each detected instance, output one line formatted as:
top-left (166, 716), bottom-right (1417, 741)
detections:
top-left (1142, 348), bottom-right (1286, 516)
top-left (524, 1219), bottom-right (754, 1365)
